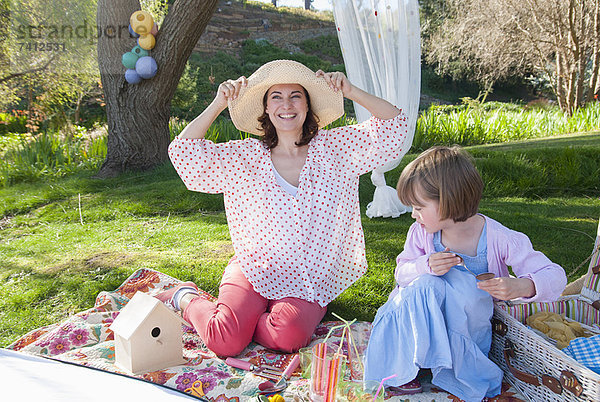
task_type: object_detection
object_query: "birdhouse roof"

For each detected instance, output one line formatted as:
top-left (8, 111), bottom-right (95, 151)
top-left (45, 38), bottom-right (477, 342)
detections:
top-left (110, 292), bottom-right (187, 341)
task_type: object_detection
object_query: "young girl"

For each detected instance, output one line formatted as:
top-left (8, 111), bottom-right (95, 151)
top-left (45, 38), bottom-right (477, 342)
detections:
top-left (363, 146), bottom-right (567, 401)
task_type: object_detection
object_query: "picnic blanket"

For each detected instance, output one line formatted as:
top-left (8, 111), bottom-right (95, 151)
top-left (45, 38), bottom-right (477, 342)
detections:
top-left (7, 268), bottom-right (523, 401)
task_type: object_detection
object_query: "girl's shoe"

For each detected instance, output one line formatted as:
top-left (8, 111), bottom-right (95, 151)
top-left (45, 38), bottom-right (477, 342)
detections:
top-left (155, 281), bottom-right (198, 305)
top-left (389, 378), bottom-right (422, 395)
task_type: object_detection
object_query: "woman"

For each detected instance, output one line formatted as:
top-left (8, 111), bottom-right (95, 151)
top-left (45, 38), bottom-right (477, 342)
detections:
top-left (163, 60), bottom-right (409, 357)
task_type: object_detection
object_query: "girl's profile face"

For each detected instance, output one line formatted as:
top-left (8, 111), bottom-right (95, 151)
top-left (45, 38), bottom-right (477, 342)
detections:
top-left (410, 192), bottom-right (444, 234)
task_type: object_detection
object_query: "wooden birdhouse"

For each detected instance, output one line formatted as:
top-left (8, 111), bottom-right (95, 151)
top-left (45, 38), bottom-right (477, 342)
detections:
top-left (110, 291), bottom-right (187, 374)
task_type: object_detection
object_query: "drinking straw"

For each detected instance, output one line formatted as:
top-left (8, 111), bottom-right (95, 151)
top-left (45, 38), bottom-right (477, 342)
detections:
top-left (324, 356), bottom-right (335, 401)
top-left (313, 342), bottom-right (327, 395)
top-left (331, 312), bottom-right (364, 378)
top-left (324, 353), bottom-right (344, 402)
top-left (373, 374), bottom-right (397, 400)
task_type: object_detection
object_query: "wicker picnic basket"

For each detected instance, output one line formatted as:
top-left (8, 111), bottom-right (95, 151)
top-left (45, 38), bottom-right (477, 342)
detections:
top-left (489, 219), bottom-right (600, 402)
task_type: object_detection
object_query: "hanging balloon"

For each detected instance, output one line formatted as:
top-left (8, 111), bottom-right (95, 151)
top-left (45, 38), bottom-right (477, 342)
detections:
top-left (130, 10), bottom-right (154, 35)
top-left (122, 51), bottom-right (138, 69)
top-left (135, 56), bottom-right (158, 79)
top-left (131, 45), bottom-right (148, 58)
top-left (125, 69), bottom-right (142, 84)
top-left (151, 22), bottom-right (158, 36)
top-left (128, 24), bottom-right (140, 38)
top-left (138, 33), bottom-right (156, 50)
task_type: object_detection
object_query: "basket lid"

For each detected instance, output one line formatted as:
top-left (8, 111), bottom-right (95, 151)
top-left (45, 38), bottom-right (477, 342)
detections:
top-left (582, 218), bottom-right (600, 299)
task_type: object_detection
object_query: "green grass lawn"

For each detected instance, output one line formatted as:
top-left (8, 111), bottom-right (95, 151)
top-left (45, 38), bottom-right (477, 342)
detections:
top-left (1, 133), bottom-right (599, 347)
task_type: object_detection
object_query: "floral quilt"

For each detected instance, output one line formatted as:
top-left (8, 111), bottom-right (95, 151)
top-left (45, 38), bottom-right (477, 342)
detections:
top-left (7, 268), bottom-right (523, 401)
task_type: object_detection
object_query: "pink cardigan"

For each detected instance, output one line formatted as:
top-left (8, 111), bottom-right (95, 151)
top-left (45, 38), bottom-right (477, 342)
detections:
top-left (392, 215), bottom-right (567, 302)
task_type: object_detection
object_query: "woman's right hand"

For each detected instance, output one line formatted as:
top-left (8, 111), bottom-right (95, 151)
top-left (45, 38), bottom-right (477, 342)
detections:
top-left (428, 248), bottom-right (461, 276)
top-left (214, 76), bottom-right (248, 110)
top-left (178, 76), bottom-right (247, 139)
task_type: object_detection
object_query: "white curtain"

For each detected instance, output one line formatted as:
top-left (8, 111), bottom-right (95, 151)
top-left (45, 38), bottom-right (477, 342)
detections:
top-left (331, 0), bottom-right (421, 218)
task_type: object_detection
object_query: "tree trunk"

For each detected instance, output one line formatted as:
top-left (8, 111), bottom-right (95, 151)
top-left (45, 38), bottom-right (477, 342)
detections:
top-left (96, 0), bottom-right (218, 178)
top-left (586, 0), bottom-right (600, 102)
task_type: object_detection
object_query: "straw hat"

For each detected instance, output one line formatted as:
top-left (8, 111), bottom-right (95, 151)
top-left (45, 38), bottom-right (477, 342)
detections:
top-left (228, 60), bottom-right (344, 136)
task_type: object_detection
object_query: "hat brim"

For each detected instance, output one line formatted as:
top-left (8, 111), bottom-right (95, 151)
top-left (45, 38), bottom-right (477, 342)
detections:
top-left (228, 60), bottom-right (344, 136)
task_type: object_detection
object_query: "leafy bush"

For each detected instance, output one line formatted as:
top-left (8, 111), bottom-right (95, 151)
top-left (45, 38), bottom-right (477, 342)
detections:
top-left (0, 111), bottom-right (28, 134)
top-left (0, 130), bottom-right (107, 187)
top-left (420, 65), bottom-right (480, 102)
top-left (299, 35), bottom-right (343, 62)
top-left (413, 102), bottom-right (600, 150)
top-left (169, 117), bottom-right (252, 143)
top-left (246, 1), bottom-right (334, 22)
top-left (474, 147), bottom-right (600, 198)
top-left (241, 39), bottom-right (336, 74)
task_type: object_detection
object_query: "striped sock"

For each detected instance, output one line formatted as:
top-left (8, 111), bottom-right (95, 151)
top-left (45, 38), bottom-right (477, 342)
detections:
top-left (171, 286), bottom-right (200, 311)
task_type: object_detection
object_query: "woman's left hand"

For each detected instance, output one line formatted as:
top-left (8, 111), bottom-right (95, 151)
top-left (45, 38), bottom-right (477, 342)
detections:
top-left (316, 70), bottom-right (354, 97)
top-left (477, 277), bottom-right (536, 300)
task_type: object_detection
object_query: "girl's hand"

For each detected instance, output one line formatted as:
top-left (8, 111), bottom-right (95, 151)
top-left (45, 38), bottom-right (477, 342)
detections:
top-left (477, 277), bottom-right (536, 300)
top-left (428, 248), bottom-right (461, 276)
top-left (214, 76), bottom-right (248, 110)
top-left (315, 70), bottom-right (354, 97)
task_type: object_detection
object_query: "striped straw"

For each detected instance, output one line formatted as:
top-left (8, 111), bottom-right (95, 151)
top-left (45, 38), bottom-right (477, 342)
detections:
top-left (312, 342), bottom-right (327, 395)
top-left (324, 353), bottom-right (343, 402)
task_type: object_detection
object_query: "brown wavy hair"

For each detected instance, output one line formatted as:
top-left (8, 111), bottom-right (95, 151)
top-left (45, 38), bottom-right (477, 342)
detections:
top-left (396, 146), bottom-right (483, 222)
top-left (257, 86), bottom-right (320, 149)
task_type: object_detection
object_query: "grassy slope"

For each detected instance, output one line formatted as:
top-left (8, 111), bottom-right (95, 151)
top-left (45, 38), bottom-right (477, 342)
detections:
top-left (1, 134), bottom-right (599, 346)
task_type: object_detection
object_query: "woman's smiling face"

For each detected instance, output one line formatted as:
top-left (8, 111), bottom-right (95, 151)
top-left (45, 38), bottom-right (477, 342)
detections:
top-left (265, 84), bottom-right (308, 136)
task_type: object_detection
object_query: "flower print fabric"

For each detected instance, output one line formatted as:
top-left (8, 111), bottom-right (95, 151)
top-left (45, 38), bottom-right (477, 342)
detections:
top-left (169, 113), bottom-right (409, 307)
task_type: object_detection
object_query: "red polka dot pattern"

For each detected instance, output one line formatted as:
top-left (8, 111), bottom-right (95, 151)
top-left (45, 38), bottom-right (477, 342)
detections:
top-left (168, 112), bottom-right (409, 307)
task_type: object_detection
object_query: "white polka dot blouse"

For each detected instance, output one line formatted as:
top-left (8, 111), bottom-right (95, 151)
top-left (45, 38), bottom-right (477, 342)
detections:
top-left (168, 113), bottom-right (409, 307)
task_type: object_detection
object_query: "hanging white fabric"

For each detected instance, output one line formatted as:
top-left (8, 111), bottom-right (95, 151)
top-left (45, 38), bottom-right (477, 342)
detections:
top-left (331, 0), bottom-right (421, 218)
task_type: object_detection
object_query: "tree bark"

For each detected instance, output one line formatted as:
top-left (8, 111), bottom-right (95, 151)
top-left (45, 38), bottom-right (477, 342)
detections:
top-left (586, 0), bottom-right (600, 102)
top-left (96, 0), bottom-right (218, 178)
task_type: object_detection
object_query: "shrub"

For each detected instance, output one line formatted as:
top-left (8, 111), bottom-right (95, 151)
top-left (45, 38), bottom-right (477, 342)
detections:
top-left (474, 147), bottom-right (600, 197)
top-left (241, 39), bottom-right (335, 74)
top-left (299, 35), bottom-right (343, 62)
top-left (413, 102), bottom-right (600, 150)
top-left (0, 111), bottom-right (28, 134)
top-left (0, 130), bottom-right (107, 187)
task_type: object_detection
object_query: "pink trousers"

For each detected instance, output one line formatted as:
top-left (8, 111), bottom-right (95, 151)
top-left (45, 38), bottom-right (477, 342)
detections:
top-left (183, 260), bottom-right (327, 357)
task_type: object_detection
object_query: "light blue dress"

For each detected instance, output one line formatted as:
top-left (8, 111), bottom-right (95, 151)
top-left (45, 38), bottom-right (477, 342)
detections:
top-left (363, 223), bottom-right (503, 401)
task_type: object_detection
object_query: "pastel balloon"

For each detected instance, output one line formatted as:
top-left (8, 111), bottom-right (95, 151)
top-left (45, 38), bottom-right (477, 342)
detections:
top-left (128, 24), bottom-right (140, 38)
top-left (137, 33), bottom-right (156, 50)
top-left (121, 51), bottom-right (138, 69)
top-left (151, 22), bottom-right (158, 36)
top-left (130, 11), bottom-right (154, 35)
top-left (135, 56), bottom-right (157, 79)
top-left (125, 69), bottom-right (142, 84)
top-left (131, 45), bottom-right (148, 58)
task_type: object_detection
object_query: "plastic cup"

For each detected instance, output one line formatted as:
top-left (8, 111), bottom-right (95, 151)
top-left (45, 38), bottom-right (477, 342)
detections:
top-left (309, 348), bottom-right (347, 402)
top-left (336, 380), bottom-right (384, 401)
top-left (299, 346), bottom-right (312, 379)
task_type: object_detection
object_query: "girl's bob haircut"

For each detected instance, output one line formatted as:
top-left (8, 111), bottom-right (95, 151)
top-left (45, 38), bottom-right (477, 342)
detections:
top-left (397, 146), bottom-right (483, 222)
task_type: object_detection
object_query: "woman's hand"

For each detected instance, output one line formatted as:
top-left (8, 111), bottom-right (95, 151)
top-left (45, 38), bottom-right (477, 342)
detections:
top-left (428, 248), bottom-right (461, 276)
top-left (317, 70), bottom-right (399, 119)
top-left (214, 76), bottom-right (248, 110)
top-left (477, 277), bottom-right (536, 300)
top-left (315, 70), bottom-right (354, 97)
